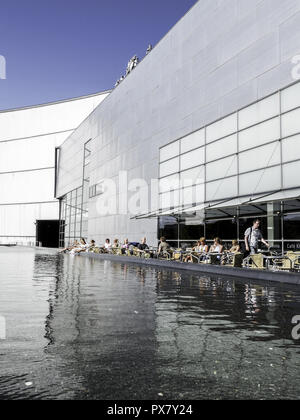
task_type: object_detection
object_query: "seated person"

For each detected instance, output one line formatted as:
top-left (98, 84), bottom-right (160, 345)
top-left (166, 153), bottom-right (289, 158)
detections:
top-left (113, 239), bottom-right (120, 249)
top-left (209, 237), bottom-right (224, 254)
top-left (121, 239), bottom-right (130, 255)
top-left (87, 240), bottom-right (97, 252)
top-left (209, 238), bottom-right (224, 264)
top-left (229, 240), bottom-right (240, 254)
top-left (158, 237), bottom-right (170, 256)
top-left (138, 237), bottom-right (149, 251)
top-left (71, 238), bottom-right (88, 254)
top-left (195, 237), bottom-right (209, 254)
top-left (103, 238), bottom-right (112, 253)
top-left (183, 237), bottom-right (209, 263)
top-left (59, 240), bottom-right (80, 253)
top-left (221, 240), bottom-right (241, 265)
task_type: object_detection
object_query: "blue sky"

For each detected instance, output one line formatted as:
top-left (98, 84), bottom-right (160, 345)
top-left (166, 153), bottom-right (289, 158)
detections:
top-left (0, 0), bottom-right (198, 110)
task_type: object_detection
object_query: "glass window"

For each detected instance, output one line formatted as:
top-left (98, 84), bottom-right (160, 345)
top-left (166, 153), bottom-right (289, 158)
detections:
top-left (180, 166), bottom-right (205, 186)
top-left (238, 93), bottom-right (280, 130)
top-left (180, 185), bottom-right (197, 208)
top-left (239, 117), bottom-right (280, 152)
top-left (159, 157), bottom-right (179, 178)
top-left (159, 174), bottom-right (180, 194)
top-left (206, 155), bottom-right (237, 182)
top-left (158, 216), bottom-right (178, 240)
top-left (282, 134), bottom-right (300, 163)
top-left (283, 161), bottom-right (300, 189)
top-left (239, 166), bottom-right (281, 195)
top-left (284, 199), bottom-right (300, 213)
top-left (181, 129), bottom-right (205, 153)
top-left (205, 219), bottom-right (238, 241)
top-left (180, 184), bottom-right (205, 209)
top-left (160, 190), bottom-right (180, 210)
top-left (206, 113), bottom-right (237, 143)
top-left (281, 82), bottom-right (300, 113)
top-left (179, 219), bottom-right (204, 241)
top-left (284, 213), bottom-right (300, 240)
top-left (160, 141), bottom-right (180, 162)
top-left (206, 176), bottom-right (238, 202)
top-left (282, 108), bottom-right (300, 138)
top-left (206, 134), bottom-right (237, 162)
top-left (180, 147), bottom-right (205, 171)
top-left (239, 141), bottom-right (281, 174)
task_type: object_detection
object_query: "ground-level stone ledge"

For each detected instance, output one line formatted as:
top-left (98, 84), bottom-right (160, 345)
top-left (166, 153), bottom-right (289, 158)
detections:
top-left (79, 252), bottom-right (300, 286)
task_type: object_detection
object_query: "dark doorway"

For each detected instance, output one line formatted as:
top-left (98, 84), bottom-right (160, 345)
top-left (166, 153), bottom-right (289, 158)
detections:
top-left (36, 220), bottom-right (60, 248)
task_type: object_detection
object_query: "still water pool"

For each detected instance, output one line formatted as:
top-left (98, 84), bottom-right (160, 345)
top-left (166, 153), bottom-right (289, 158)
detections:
top-left (0, 247), bottom-right (300, 400)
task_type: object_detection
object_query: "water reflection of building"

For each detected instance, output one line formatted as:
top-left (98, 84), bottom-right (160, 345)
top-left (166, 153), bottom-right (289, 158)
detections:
top-left (155, 270), bottom-right (300, 399)
top-left (39, 253), bottom-right (300, 399)
top-left (44, 256), bottom-right (158, 399)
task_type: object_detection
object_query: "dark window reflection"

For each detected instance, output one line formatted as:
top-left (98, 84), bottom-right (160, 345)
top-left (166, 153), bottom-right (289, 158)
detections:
top-left (179, 221), bottom-right (204, 240)
top-left (206, 218), bottom-right (237, 240)
top-left (158, 216), bottom-right (178, 240)
top-left (284, 213), bottom-right (300, 240)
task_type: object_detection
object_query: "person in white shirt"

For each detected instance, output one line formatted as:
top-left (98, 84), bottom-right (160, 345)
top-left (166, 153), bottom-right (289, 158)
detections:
top-left (104, 239), bottom-right (112, 253)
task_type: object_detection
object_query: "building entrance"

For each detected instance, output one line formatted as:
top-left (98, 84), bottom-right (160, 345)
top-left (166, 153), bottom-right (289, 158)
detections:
top-left (36, 220), bottom-right (60, 248)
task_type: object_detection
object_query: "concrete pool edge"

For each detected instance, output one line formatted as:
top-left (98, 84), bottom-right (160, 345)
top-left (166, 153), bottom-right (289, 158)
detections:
top-left (78, 252), bottom-right (300, 286)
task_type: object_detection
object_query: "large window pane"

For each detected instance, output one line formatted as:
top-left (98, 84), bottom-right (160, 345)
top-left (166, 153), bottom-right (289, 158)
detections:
top-left (206, 155), bottom-right (237, 182)
top-left (205, 219), bottom-right (238, 241)
top-left (206, 176), bottom-right (238, 202)
top-left (180, 147), bottom-right (205, 171)
top-left (160, 141), bottom-right (180, 162)
top-left (179, 218), bottom-right (204, 241)
top-left (160, 190), bottom-right (180, 210)
top-left (159, 174), bottom-right (180, 194)
top-left (282, 134), bottom-right (300, 163)
top-left (158, 216), bottom-right (178, 240)
top-left (207, 113), bottom-right (237, 143)
top-left (239, 117), bottom-right (280, 152)
top-left (281, 82), bottom-right (300, 113)
top-left (282, 108), bottom-right (300, 138)
top-left (181, 129), bottom-right (205, 153)
top-left (238, 93), bottom-right (280, 130)
top-left (159, 157), bottom-right (179, 178)
top-left (239, 166), bottom-right (281, 195)
top-left (284, 213), bottom-right (300, 240)
top-left (239, 141), bottom-right (280, 174)
top-left (180, 166), bottom-right (205, 186)
top-left (283, 160), bottom-right (300, 189)
top-left (206, 133), bottom-right (237, 162)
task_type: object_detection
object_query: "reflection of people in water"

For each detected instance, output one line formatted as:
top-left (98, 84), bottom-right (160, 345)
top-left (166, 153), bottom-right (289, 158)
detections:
top-left (136, 267), bottom-right (146, 283)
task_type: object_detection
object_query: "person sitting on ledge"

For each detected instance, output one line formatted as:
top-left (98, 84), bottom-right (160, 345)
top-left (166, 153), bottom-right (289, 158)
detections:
top-left (71, 238), bottom-right (88, 254)
top-left (158, 237), bottom-right (170, 256)
top-left (113, 239), bottom-right (120, 249)
top-left (103, 238), bottom-right (112, 253)
top-left (138, 237), bottom-right (149, 251)
top-left (59, 239), bottom-right (79, 253)
top-left (87, 240), bottom-right (97, 252)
